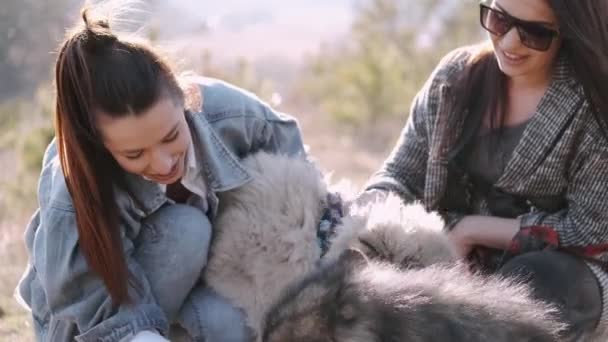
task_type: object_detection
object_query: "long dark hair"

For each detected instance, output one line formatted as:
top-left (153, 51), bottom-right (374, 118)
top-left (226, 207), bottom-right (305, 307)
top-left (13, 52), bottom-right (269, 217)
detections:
top-left (54, 7), bottom-right (184, 304)
top-left (446, 0), bottom-right (608, 161)
top-left (550, 0), bottom-right (608, 132)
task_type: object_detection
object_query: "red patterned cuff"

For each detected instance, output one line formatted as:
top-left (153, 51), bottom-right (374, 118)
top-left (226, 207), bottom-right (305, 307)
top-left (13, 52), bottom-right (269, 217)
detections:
top-left (507, 225), bottom-right (559, 255)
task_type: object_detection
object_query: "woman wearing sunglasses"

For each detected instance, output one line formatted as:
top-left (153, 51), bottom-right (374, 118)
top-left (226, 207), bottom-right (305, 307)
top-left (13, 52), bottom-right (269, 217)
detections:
top-left (359, 0), bottom-right (608, 339)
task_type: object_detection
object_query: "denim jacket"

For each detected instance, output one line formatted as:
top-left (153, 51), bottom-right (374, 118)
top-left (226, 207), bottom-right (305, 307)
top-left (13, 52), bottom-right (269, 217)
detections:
top-left (15, 77), bottom-right (305, 342)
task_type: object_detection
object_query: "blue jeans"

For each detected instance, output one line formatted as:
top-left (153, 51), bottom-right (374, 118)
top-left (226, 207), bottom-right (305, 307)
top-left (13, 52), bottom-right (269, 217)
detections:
top-left (135, 204), bottom-right (249, 342)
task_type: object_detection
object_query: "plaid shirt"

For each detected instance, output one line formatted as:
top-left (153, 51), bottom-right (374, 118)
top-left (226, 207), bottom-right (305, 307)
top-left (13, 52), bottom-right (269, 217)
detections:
top-left (365, 46), bottom-right (608, 324)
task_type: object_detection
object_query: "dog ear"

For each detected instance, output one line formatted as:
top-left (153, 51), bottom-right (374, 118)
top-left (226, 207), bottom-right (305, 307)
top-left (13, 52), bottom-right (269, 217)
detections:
top-left (338, 248), bottom-right (370, 271)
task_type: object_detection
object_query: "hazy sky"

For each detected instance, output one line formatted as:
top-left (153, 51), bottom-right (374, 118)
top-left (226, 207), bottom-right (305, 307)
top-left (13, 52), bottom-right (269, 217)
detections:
top-left (153, 0), bottom-right (356, 62)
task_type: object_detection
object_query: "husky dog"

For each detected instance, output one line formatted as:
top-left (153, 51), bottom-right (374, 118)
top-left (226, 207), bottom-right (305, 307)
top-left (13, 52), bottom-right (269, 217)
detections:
top-left (325, 194), bottom-right (458, 269)
top-left (204, 151), bottom-right (458, 338)
top-left (203, 152), bottom-right (327, 338)
top-left (205, 152), bottom-right (562, 341)
top-left (263, 249), bottom-right (565, 342)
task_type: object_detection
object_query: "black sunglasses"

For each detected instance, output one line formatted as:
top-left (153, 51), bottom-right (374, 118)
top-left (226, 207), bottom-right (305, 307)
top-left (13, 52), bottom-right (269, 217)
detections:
top-left (479, 4), bottom-right (559, 51)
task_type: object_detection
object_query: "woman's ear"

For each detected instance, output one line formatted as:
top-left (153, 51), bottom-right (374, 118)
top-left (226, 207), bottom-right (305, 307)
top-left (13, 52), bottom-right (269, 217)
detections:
top-left (182, 79), bottom-right (203, 113)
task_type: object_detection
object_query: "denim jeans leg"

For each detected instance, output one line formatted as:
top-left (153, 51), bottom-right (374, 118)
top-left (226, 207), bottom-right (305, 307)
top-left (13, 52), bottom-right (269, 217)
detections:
top-left (174, 285), bottom-right (250, 342)
top-left (134, 203), bottom-right (212, 321)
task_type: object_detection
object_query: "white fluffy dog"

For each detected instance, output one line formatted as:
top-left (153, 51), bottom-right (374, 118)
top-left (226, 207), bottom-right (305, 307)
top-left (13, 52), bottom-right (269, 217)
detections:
top-left (324, 194), bottom-right (458, 268)
top-left (203, 152), bottom-right (456, 339)
top-left (203, 152), bottom-right (327, 338)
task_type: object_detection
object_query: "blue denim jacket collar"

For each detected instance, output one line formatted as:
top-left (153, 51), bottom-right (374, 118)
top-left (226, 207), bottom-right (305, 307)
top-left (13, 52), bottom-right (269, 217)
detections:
top-left (122, 109), bottom-right (252, 217)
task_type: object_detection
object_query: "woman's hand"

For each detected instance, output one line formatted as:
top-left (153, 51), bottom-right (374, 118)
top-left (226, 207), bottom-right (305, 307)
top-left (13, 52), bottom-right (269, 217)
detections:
top-left (447, 222), bottom-right (475, 258)
top-left (447, 216), bottom-right (520, 259)
top-left (347, 189), bottom-right (389, 215)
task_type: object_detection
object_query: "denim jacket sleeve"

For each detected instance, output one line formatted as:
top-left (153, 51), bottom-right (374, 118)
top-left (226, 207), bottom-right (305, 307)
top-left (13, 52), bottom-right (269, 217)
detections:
top-left (18, 142), bottom-right (168, 342)
top-left (198, 78), bottom-right (306, 158)
top-left (258, 103), bottom-right (306, 157)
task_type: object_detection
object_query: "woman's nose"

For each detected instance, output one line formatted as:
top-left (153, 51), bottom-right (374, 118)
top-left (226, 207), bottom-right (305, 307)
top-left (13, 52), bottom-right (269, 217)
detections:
top-left (149, 151), bottom-right (174, 175)
top-left (499, 27), bottom-right (523, 51)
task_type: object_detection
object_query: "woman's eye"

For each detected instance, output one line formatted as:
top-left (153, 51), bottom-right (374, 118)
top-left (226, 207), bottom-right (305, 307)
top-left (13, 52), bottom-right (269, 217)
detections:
top-left (125, 152), bottom-right (143, 160)
top-left (163, 130), bottom-right (179, 143)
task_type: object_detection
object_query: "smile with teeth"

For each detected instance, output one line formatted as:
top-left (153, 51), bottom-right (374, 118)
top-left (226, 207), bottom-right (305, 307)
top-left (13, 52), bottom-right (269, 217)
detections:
top-left (151, 158), bottom-right (180, 181)
top-left (503, 51), bottom-right (527, 62)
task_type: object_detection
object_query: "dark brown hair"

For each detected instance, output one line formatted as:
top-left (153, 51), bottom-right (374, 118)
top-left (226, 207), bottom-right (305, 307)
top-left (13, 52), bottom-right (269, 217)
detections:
top-left (447, 0), bottom-right (608, 162)
top-left (54, 7), bottom-right (184, 304)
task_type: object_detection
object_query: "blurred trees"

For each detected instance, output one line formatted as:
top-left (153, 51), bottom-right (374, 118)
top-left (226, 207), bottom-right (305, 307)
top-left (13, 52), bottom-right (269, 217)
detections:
top-left (197, 50), bottom-right (278, 105)
top-left (0, 0), bottom-right (71, 219)
top-left (0, 85), bottom-right (55, 220)
top-left (0, 0), bottom-right (74, 101)
top-left (301, 0), bottom-right (482, 127)
top-left (0, 0), bottom-right (486, 219)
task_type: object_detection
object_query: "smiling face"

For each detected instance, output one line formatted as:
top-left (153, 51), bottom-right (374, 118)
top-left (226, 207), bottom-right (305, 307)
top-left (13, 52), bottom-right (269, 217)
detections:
top-left (487, 0), bottom-right (561, 83)
top-left (96, 96), bottom-right (192, 185)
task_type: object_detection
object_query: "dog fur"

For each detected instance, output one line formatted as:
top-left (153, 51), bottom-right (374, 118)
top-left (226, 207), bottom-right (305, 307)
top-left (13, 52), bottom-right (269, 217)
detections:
top-left (325, 194), bottom-right (458, 269)
top-left (203, 152), bottom-right (327, 338)
top-left (203, 152), bottom-right (565, 341)
top-left (263, 249), bottom-right (565, 342)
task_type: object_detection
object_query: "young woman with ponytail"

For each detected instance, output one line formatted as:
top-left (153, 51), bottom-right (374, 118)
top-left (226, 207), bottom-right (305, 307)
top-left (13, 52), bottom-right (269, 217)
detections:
top-left (16, 6), bottom-right (305, 342)
top-left (360, 0), bottom-right (608, 340)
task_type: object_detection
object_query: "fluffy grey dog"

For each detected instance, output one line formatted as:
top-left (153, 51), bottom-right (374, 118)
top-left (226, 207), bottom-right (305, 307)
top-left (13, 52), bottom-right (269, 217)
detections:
top-left (204, 152), bottom-right (327, 338)
top-left (204, 152), bottom-right (455, 336)
top-left (325, 194), bottom-right (458, 268)
top-left (204, 152), bottom-right (456, 339)
top-left (204, 152), bottom-right (565, 341)
top-left (263, 249), bottom-right (565, 342)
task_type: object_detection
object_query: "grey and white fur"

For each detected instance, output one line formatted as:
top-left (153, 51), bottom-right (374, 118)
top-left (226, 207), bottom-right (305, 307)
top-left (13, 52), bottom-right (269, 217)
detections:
top-left (204, 152), bottom-right (458, 338)
top-left (203, 152), bottom-right (327, 339)
top-left (263, 249), bottom-right (565, 342)
top-left (203, 152), bottom-right (565, 341)
top-left (324, 193), bottom-right (458, 268)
